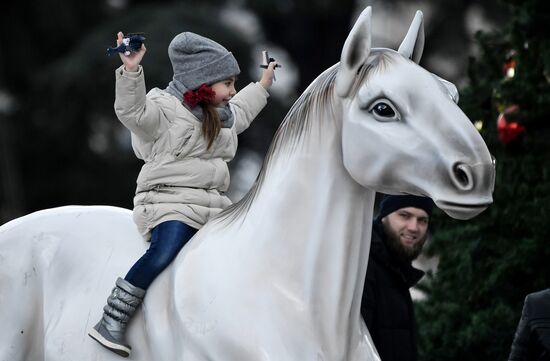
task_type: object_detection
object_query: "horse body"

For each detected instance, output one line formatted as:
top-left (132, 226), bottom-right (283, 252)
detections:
top-left (0, 7), bottom-right (495, 361)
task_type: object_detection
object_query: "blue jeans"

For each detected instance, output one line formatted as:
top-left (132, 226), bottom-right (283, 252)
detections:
top-left (124, 220), bottom-right (197, 290)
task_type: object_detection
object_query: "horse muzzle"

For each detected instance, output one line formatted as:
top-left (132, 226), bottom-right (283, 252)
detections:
top-left (435, 159), bottom-right (495, 220)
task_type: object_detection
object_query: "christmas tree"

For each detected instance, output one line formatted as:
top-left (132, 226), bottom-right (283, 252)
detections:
top-left (416, 0), bottom-right (550, 360)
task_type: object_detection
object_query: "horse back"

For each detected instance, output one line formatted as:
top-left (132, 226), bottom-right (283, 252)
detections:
top-left (0, 206), bottom-right (153, 360)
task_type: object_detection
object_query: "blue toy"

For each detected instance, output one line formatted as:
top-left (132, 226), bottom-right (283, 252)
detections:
top-left (107, 33), bottom-right (146, 56)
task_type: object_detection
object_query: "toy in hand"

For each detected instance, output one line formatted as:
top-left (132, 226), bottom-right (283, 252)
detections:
top-left (260, 50), bottom-right (282, 69)
top-left (107, 33), bottom-right (146, 56)
top-left (260, 50), bottom-right (281, 81)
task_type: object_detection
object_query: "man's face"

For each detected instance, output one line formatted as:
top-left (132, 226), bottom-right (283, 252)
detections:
top-left (381, 207), bottom-right (429, 262)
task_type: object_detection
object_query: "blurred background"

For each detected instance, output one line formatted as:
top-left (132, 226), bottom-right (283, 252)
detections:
top-left (1, 0), bottom-right (549, 360)
top-left (0, 0), bottom-right (507, 219)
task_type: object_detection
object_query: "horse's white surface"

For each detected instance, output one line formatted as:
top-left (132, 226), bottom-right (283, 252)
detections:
top-left (0, 206), bottom-right (153, 360)
top-left (0, 7), bottom-right (495, 361)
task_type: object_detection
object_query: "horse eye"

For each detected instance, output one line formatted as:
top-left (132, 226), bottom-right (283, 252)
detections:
top-left (362, 98), bottom-right (401, 122)
top-left (372, 103), bottom-right (395, 117)
top-left (366, 99), bottom-right (400, 122)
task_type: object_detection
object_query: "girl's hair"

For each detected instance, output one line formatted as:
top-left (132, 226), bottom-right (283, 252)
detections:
top-left (201, 102), bottom-right (221, 149)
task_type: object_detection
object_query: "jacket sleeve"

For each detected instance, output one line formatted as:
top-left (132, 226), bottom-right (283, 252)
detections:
top-left (508, 295), bottom-right (532, 361)
top-left (229, 82), bottom-right (269, 135)
top-left (114, 65), bottom-right (170, 141)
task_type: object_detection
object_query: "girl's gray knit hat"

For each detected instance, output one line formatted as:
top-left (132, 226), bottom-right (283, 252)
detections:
top-left (168, 32), bottom-right (240, 90)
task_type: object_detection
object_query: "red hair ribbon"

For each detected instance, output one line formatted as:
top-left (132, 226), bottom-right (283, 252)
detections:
top-left (183, 83), bottom-right (216, 108)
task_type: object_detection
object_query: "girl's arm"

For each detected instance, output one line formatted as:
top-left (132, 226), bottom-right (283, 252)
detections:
top-left (114, 66), bottom-right (170, 141)
top-left (230, 61), bottom-right (277, 134)
top-left (113, 32), bottom-right (169, 141)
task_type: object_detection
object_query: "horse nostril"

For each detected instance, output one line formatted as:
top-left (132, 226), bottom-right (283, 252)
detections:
top-left (451, 163), bottom-right (474, 191)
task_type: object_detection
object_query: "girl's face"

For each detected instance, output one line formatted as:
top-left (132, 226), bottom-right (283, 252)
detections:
top-left (210, 77), bottom-right (237, 107)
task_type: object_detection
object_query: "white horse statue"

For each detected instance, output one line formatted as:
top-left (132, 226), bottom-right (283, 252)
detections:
top-left (0, 7), bottom-right (495, 361)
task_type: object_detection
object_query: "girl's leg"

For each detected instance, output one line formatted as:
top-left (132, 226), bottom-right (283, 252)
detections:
top-left (89, 220), bottom-right (197, 356)
top-left (124, 220), bottom-right (198, 290)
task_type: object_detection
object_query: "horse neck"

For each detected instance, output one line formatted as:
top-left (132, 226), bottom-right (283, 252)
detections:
top-left (245, 111), bottom-right (376, 330)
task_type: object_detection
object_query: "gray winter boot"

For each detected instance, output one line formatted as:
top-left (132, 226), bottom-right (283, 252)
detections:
top-left (88, 277), bottom-right (146, 357)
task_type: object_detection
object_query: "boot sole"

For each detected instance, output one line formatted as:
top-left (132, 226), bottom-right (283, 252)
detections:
top-left (88, 328), bottom-right (131, 357)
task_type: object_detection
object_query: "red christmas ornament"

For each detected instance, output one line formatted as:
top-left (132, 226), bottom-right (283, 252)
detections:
top-left (497, 104), bottom-right (525, 144)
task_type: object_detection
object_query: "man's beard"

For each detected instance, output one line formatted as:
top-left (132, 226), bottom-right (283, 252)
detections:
top-left (382, 222), bottom-right (427, 263)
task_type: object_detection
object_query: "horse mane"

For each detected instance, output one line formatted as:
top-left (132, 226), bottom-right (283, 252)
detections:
top-left (214, 50), bottom-right (396, 226)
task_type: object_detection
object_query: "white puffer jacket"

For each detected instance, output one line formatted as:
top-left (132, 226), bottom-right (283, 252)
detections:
top-left (114, 65), bottom-right (269, 239)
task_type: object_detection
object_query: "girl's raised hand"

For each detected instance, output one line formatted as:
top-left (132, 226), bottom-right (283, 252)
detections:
top-left (259, 61), bottom-right (278, 90)
top-left (117, 32), bottom-right (146, 72)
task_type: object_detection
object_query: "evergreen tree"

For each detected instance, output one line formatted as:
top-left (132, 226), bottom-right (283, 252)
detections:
top-left (416, 0), bottom-right (550, 360)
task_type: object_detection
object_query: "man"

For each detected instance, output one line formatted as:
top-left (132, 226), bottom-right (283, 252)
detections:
top-left (508, 288), bottom-right (550, 360)
top-left (361, 194), bottom-right (434, 361)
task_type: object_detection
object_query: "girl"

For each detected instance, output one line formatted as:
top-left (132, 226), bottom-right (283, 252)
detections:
top-left (89, 31), bottom-right (277, 357)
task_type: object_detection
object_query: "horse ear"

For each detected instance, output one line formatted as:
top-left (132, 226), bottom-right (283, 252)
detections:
top-left (398, 10), bottom-right (424, 64)
top-left (335, 6), bottom-right (372, 98)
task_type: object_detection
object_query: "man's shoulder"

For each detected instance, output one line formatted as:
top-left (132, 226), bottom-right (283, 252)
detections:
top-left (366, 239), bottom-right (392, 283)
top-left (520, 288), bottom-right (550, 331)
top-left (367, 233), bottom-right (385, 266)
top-left (526, 288), bottom-right (550, 314)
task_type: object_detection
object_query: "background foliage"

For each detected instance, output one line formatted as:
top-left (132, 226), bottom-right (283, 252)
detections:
top-left (416, 1), bottom-right (550, 359)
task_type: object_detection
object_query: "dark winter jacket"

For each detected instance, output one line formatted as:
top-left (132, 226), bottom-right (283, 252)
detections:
top-left (361, 220), bottom-right (425, 361)
top-left (508, 288), bottom-right (550, 361)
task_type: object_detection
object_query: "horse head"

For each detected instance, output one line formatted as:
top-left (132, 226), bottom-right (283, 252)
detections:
top-left (335, 7), bottom-right (495, 220)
